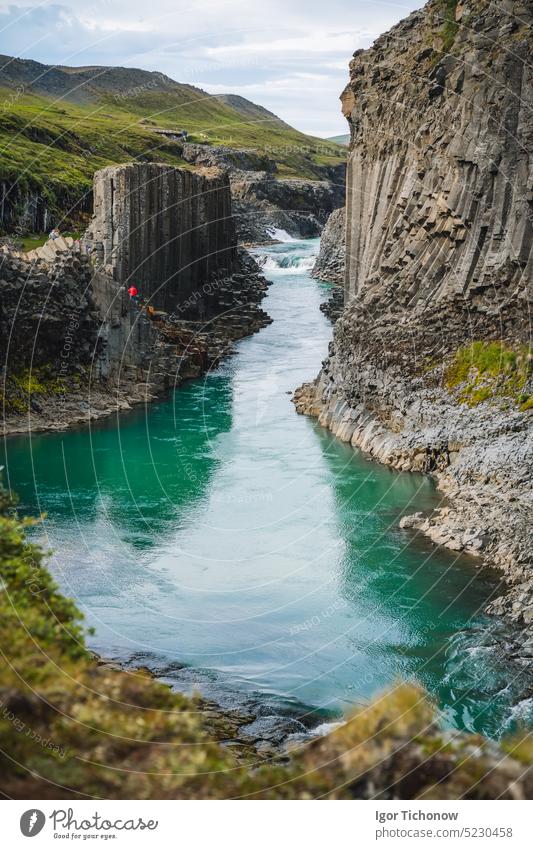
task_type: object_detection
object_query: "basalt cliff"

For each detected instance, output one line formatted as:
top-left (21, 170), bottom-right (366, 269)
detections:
top-left (311, 206), bottom-right (346, 320)
top-left (295, 0), bottom-right (533, 643)
top-left (1, 163), bottom-right (269, 434)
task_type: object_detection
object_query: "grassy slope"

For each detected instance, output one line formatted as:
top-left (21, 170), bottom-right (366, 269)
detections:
top-left (0, 84), bottom-right (345, 228)
top-left (326, 133), bottom-right (350, 146)
top-left (0, 485), bottom-right (530, 800)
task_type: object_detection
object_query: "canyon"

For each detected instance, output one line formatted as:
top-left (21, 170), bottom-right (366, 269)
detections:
top-left (295, 0), bottom-right (533, 647)
top-left (0, 0), bottom-right (532, 803)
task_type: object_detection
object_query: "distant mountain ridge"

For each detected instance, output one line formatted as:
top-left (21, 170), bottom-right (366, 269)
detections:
top-left (0, 53), bottom-right (346, 234)
top-left (214, 94), bottom-right (292, 130)
top-left (0, 54), bottom-right (206, 105)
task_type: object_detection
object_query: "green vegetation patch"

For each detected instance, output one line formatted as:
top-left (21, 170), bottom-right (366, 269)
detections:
top-left (1, 367), bottom-right (79, 415)
top-left (0, 86), bottom-right (346, 233)
top-left (445, 341), bottom-right (533, 409)
top-left (439, 0), bottom-right (459, 53)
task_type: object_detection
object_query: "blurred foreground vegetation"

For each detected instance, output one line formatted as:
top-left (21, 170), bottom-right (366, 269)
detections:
top-left (0, 484), bottom-right (531, 799)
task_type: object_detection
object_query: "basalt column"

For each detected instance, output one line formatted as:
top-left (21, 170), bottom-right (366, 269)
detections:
top-left (85, 163), bottom-right (237, 311)
top-left (341, 0), bottom-right (532, 306)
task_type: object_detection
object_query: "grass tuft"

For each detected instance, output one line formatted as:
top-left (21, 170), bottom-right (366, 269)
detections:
top-left (445, 341), bottom-right (532, 408)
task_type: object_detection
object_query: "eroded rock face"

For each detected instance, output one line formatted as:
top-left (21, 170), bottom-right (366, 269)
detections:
top-left (311, 207), bottom-right (345, 320)
top-left (230, 170), bottom-right (345, 242)
top-left (2, 164), bottom-right (271, 433)
top-left (342, 0), bottom-right (532, 306)
top-left (0, 246), bottom-right (181, 431)
top-left (311, 207), bottom-right (345, 285)
top-left (176, 143), bottom-right (346, 243)
top-left (295, 0), bottom-right (533, 639)
top-left (84, 163), bottom-right (237, 312)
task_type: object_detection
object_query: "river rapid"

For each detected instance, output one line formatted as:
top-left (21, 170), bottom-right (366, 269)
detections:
top-left (3, 234), bottom-right (532, 740)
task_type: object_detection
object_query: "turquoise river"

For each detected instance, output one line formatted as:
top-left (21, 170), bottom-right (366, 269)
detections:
top-left (3, 237), bottom-right (531, 739)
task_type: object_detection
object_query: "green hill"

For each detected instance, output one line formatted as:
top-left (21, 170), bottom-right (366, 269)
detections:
top-left (214, 93), bottom-right (293, 130)
top-left (326, 133), bottom-right (350, 146)
top-left (0, 55), bottom-right (346, 232)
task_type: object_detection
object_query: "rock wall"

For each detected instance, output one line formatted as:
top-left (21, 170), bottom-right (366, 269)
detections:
top-left (84, 163), bottom-right (237, 312)
top-left (311, 207), bottom-right (345, 285)
top-left (311, 207), bottom-right (345, 320)
top-left (0, 249), bottom-right (100, 372)
top-left (295, 0), bottom-right (533, 641)
top-left (0, 247), bottom-right (179, 431)
top-left (0, 181), bottom-right (92, 235)
top-left (231, 170), bottom-right (345, 242)
top-left (176, 142), bottom-right (346, 243)
top-left (342, 0), bottom-right (532, 305)
top-left (2, 162), bottom-right (271, 434)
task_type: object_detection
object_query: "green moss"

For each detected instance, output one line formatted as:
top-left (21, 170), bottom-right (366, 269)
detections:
top-left (439, 0), bottom-right (459, 53)
top-left (2, 367), bottom-right (76, 415)
top-left (20, 233), bottom-right (48, 251)
top-left (20, 231), bottom-right (81, 251)
top-left (445, 341), bottom-right (532, 408)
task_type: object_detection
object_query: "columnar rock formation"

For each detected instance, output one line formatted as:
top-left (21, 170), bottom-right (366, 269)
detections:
top-left (295, 0), bottom-right (533, 643)
top-left (2, 162), bottom-right (270, 433)
top-left (342, 0), bottom-right (532, 306)
top-left (311, 207), bottom-right (345, 286)
top-left (84, 163), bottom-right (237, 312)
top-left (311, 207), bottom-right (345, 320)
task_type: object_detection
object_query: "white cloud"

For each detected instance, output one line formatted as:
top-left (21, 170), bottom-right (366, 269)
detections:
top-left (0, 0), bottom-right (422, 135)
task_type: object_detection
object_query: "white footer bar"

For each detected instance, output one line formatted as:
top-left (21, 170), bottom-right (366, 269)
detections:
top-left (3, 799), bottom-right (531, 848)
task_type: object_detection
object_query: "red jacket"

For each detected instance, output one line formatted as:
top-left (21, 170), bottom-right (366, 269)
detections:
top-left (128, 286), bottom-right (138, 297)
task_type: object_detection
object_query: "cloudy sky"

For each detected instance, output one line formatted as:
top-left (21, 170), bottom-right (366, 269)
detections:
top-left (0, 0), bottom-right (421, 136)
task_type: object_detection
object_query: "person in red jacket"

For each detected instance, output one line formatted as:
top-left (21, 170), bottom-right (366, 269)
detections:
top-left (127, 285), bottom-right (139, 305)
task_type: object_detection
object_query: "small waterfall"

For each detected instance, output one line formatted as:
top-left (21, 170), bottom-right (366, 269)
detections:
top-left (257, 253), bottom-right (316, 273)
top-left (265, 226), bottom-right (299, 243)
top-left (254, 235), bottom-right (320, 275)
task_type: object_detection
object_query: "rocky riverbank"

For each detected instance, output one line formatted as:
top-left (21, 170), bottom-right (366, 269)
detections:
top-left (295, 0), bottom-right (532, 644)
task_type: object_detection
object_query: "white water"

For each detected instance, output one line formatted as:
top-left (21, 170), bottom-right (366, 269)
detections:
top-left (265, 226), bottom-right (299, 243)
top-left (255, 237), bottom-right (318, 274)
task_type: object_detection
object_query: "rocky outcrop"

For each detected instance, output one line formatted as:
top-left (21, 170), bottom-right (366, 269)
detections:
top-left (0, 246), bottom-right (181, 432)
top-left (230, 170), bottom-right (345, 242)
top-left (176, 143), bottom-right (346, 243)
top-left (2, 163), bottom-right (271, 434)
top-left (342, 0), bottom-right (532, 303)
top-left (295, 0), bottom-right (533, 639)
top-left (179, 143), bottom-right (277, 174)
top-left (311, 207), bottom-right (345, 285)
top-left (0, 181), bottom-right (92, 235)
top-left (311, 207), bottom-right (345, 320)
top-left (83, 162), bottom-right (238, 313)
